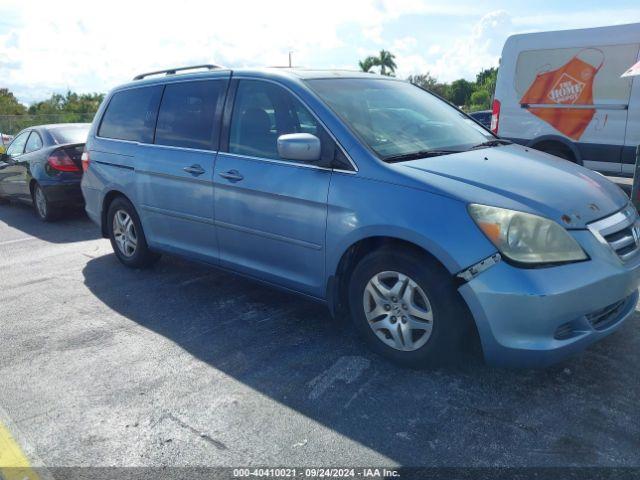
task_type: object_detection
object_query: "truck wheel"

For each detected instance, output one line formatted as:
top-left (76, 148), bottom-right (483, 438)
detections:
top-left (347, 247), bottom-right (476, 367)
top-left (107, 197), bottom-right (160, 268)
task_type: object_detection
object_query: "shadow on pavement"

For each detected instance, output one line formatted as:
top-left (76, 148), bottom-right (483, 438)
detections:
top-left (82, 253), bottom-right (640, 466)
top-left (0, 201), bottom-right (101, 244)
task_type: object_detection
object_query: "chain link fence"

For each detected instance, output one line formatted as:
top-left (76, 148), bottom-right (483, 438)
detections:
top-left (0, 113), bottom-right (97, 135)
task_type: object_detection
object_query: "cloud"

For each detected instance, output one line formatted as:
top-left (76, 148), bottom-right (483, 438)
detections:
top-left (4, 1), bottom-right (633, 104)
top-left (514, 9), bottom-right (640, 30)
top-left (0, 0), bottom-right (500, 103)
top-left (392, 36), bottom-right (418, 53)
top-left (412, 10), bottom-right (513, 82)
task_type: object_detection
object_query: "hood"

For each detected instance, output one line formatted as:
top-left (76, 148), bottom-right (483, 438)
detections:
top-left (398, 144), bottom-right (628, 228)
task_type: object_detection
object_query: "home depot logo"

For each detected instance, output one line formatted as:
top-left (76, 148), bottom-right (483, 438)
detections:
top-left (548, 73), bottom-right (585, 104)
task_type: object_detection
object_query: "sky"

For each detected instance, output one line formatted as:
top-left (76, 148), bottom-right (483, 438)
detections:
top-left (1, 0), bottom-right (639, 105)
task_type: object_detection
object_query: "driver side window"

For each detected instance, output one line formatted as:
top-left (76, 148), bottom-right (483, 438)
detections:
top-left (6, 131), bottom-right (29, 157)
top-left (229, 80), bottom-right (327, 162)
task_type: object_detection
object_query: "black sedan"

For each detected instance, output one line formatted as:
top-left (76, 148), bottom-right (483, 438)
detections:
top-left (0, 124), bottom-right (90, 221)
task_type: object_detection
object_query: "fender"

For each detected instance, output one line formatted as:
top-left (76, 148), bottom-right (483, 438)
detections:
top-left (327, 224), bottom-right (463, 281)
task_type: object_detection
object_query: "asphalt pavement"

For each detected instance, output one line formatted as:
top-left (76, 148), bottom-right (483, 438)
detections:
top-left (1, 201), bottom-right (639, 471)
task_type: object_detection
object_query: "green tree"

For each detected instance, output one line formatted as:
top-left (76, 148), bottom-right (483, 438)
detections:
top-left (430, 83), bottom-right (450, 100)
top-left (407, 73), bottom-right (437, 90)
top-left (376, 50), bottom-right (397, 76)
top-left (28, 91), bottom-right (104, 116)
top-left (358, 56), bottom-right (377, 73)
top-left (0, 88), bottom-right (26, 115)
top-left (358, 50), bottom-right (397, 76)
top-left (476, 67), bottom-right (498, 97)
top-left (0, 88), bottom-right (104, 134)
top-left (448, 79), bottom-right (474, 107)
top-left (469, 89), bottom-right (491, 111)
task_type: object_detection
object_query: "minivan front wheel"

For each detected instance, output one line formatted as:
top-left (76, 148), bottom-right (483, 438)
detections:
top-left (348, 248), bottom-right (475, 367)
top-left (107, 197), bottom-right (160, 268)
top-left (362, 271), bottom-right (434, 352)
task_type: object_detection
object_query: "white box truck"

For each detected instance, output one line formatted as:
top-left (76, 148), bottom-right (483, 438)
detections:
top-left (492, 23), bottom-right (640, 176)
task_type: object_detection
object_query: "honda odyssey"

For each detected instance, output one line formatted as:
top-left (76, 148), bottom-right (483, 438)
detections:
top-left (81, 65), bottom-right (640, 367)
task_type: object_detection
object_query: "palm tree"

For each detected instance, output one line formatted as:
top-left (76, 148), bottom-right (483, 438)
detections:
top-left (376, 50), bottom-right (397, 76)
top-left (358, 50), bottom-right (397, 76)
top-left (358, 56), bottom-right (377, 73)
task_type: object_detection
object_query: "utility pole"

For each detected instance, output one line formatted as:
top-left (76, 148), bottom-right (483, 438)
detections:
top-left (288, 51), bottom-right (293, 68)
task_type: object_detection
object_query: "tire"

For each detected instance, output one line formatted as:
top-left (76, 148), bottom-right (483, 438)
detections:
top-left (32, 183), bottom-right (58, 222)
top-left (107, 196), bottom-right (160, 268)
top-left (347, 247), bottom-right (477, 368)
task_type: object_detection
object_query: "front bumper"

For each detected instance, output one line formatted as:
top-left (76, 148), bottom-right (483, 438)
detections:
top-left (459, 230), bottom-right (640, 367)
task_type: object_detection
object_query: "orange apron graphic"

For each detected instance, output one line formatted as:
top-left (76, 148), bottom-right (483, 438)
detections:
top-left (520, 49), bottom-right (604, 140)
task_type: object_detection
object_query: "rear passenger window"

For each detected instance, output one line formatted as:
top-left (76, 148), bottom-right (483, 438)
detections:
top-left (98, 86), bottom-right (162, 143)
top-left (25, 132), bottom-right (43, 153)
top-left (155, 80), bottom-right (223, 150)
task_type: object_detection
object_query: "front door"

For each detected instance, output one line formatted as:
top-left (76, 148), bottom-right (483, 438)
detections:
top-left (134, 77), bottom-right (229, 262)
top-left (0, 130), bottom-right (29, 199)
top-left (214, 79), bottom-right (333, 296)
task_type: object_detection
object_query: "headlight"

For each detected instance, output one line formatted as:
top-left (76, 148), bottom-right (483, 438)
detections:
top-left (468, 204), bottom-right (587, 264)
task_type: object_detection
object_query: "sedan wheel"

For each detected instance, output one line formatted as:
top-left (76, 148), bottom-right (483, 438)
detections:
top-left (112, 210), bottom-right (138, 257)
top-left (363, 271), bottom-right (434, 351)
top-left (33, 184), bottom-right (57, 222)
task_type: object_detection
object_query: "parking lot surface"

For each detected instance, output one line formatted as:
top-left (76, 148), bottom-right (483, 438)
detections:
top-left (1, 202), bottom-right (639, 469)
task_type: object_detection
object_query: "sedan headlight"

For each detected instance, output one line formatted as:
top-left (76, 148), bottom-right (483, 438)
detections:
top-left (468, 204), bottom-right (587, 264)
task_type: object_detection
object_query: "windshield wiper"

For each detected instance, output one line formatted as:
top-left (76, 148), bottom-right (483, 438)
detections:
top-left (384, 149), bottom-right (460, 163)
top-left (468, 139), bottom-right (512, 150)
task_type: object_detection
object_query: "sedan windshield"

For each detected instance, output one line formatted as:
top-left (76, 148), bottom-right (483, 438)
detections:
top-left (306, 78), bottom-right (492, 161)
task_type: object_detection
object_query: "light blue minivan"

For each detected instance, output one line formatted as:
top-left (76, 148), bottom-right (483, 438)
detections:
top-left (81, 65), bottom-right (640, 367)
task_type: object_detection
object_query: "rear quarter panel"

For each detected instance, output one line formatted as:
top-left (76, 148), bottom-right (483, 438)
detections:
top-left (82, 135), bottom-right (138, 228)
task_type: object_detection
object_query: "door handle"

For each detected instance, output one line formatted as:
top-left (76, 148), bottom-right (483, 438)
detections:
top-left (183, 164), bottom-right (205, 176)
top-left (219, 169), bottom-right (244, 182)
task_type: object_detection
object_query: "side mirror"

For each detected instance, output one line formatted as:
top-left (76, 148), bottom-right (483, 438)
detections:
top-left (277, 133), bottom-right (321, 162)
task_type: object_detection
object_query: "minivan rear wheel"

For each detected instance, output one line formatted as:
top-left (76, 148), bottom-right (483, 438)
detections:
top-left (347, 248), bottom-right (476, 367)
top-left (107, 197), bottom-right (160, 268)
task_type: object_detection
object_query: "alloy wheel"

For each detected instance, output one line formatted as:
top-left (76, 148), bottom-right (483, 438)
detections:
top-left (35, 187), bottom-right (47, 219)
top-left (112, 210), bottom-right (138, 257)
top-left (362, 271), bottom-right (434, 351)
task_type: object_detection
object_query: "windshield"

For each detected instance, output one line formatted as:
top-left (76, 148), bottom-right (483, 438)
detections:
top-left (48, 124), bottom-right (90, 145)
top-left (306, 78), bottom-right (492, 161)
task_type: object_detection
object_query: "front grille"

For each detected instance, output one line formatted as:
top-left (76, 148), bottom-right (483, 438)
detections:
top-left (587, 204), bottom-right (640, 262)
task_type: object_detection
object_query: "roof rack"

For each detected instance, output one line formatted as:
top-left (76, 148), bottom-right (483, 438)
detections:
top-left (133, 64), bottom-right (226, 80)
